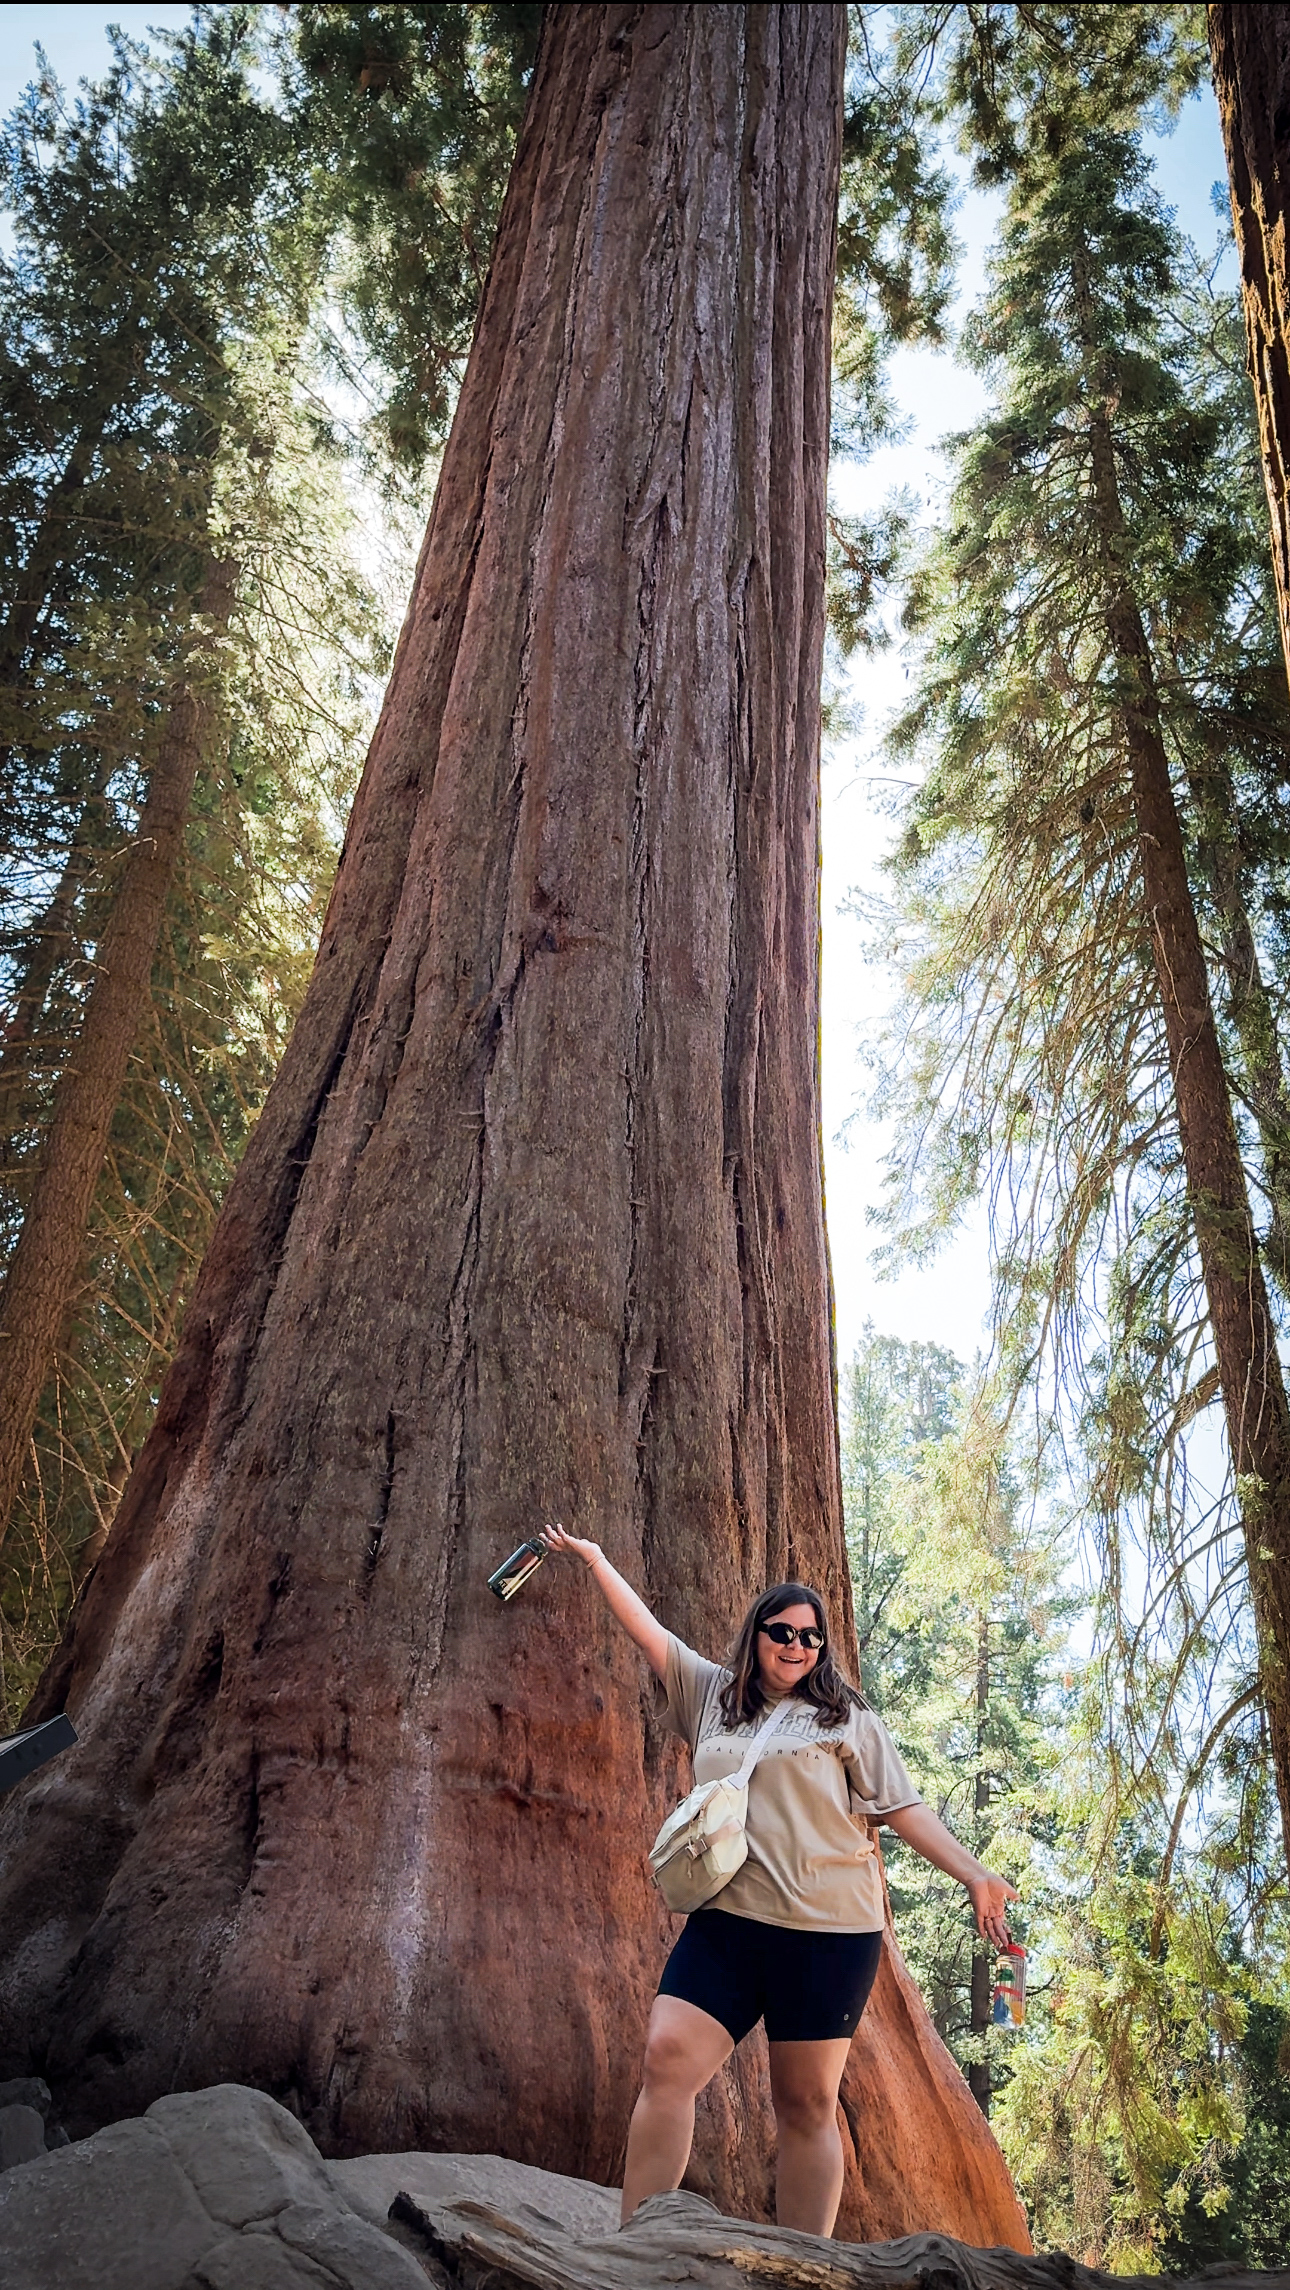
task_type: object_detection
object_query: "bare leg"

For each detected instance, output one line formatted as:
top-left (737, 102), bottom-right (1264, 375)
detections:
top-left (767, 2038), bottom-right (853, 2236)
top-left (620, 1995), bottom-right (733, 2226)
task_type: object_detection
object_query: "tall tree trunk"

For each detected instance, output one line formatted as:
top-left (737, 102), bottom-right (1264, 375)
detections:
top-left (1209, 5), bottom-right (1290, 691)
top-left (0, 9), bottom-right (1028, 2249)
top-left (0, 765), bottom-right (114, 1151)
top-left (1086, 405), bottom-right (1290, 1867)
top-left (967, 1614), bottom-right (991, 2118)
top-left (0, 562), bottom-right (232, 1551)
top-left (0, 425), bottom-right (100, 687)
top-left (0, 431), bottom-right (114, 1142)
top-left (1185, 739), bottom-right (1290, 1301)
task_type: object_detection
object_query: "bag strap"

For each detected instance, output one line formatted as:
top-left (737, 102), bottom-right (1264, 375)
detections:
top-left (730, 1695), bottom-right (796, 1790)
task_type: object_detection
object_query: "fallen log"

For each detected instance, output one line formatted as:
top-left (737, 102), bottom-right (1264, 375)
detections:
top-left (392, 2185), bottom-right (1290, 2290)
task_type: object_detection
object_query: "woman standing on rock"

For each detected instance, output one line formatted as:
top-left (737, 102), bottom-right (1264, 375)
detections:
top-left (541, 1526), bottom-right (1018, 2239)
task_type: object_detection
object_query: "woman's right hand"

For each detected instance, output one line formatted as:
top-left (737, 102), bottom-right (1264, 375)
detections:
top-left (541, 1522), bottom-right (603, 1568)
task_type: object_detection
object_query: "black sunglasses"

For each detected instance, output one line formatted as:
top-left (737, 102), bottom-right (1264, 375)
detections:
top-left (760, 1621), bottom-right (824, 1650)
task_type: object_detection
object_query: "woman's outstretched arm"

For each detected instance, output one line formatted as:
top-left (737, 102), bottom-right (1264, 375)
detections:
top-left (541, 1524), bottom-right (670, 1680)
top-left (884, 1801), bottom-right (1020, 1948)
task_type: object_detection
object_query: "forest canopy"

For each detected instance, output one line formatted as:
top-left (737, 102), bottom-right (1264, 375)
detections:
top-left (0, 3), bottom-right (1287, 2271)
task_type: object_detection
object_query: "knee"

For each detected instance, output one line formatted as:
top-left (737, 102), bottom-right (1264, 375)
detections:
top-left (641, 2023), bottom-right (704, 2100)
top-left (773, 2085), bottom-right (839, 2140)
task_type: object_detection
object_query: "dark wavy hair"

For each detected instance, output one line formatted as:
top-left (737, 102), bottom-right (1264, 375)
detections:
top-left (717, 1581), bottom-right (865, 1729)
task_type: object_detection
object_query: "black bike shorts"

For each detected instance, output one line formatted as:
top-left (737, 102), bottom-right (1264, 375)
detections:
top-left (657, 1906), bottom-right (883, 2044)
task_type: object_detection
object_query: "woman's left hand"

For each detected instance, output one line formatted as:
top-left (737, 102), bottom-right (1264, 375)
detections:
top-left (967, 1868), bottom-right (1020, 1947)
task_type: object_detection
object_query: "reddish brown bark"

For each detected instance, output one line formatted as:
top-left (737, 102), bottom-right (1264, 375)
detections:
top-left (1209, 5), bottom-right (1290, 689)
top-left (1184, 742), bottom-right (1290, 1301)
top-left (0, 8), bottom-right (1028, 2248)
top-left (0, 564), bottom-right (233, 1549)
top-left (967, 1618), bottom-right (991, 2119)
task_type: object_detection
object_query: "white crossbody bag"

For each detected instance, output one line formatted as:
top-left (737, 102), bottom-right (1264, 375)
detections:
top-left (648, 1696), bottom-right (795, 1913)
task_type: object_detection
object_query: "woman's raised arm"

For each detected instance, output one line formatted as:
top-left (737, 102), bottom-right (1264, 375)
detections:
top-left (540, 1524), bottom-right (670, 1680)
top-left (883, 1801), bottom-right (1019, 1948)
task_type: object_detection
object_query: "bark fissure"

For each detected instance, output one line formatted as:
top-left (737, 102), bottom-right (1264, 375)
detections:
top-left (618, 498), bottom-right (663, 1435)
top-left (363, 1412), bottom-right (396, 1594)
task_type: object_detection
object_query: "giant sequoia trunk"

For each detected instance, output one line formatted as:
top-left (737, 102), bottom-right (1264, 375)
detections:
top-left (0, 8), bottom-right (1028, 2248)
top-left (1209, 5), bottom-right (1290, 688)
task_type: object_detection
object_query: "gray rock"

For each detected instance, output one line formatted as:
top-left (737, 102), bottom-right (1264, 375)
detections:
top-left (0, 2116), bottom-right (219, 2290)
top-left (0, 2106), bottom-right (47, 2172)
top-left (275, 2200), bottom-right (432, 2289)
top-left (0, 2085), bottom-right (432, 2290)
top-left (184, 2229), bottom-right (337, 2290)
top-left (331, 2150), bottom-right (619, 2244)
top-left (148, 2086), bottom-right (339, 2229)
top-left (0, 2080), bottom-right (50, 2120)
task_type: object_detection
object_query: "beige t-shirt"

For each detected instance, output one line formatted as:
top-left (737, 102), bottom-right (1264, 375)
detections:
top-left (662, 1634), bottom-right (921, 1933)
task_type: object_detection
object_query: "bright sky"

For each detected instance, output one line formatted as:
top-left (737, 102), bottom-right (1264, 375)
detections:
top-left (0, 12), bottom-right (1239, 1386)
top-left (0, 5), bottom-right (193, 99)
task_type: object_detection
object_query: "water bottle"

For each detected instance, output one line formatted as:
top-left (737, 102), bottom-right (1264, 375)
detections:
top-left (487, 1534), bottom-right (549, 1601)
top-left (991, 1942), bottom-right (1027, 2025)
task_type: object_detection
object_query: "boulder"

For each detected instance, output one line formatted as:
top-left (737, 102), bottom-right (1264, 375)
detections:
top-left (0, 2108), bottom-right (46, 2171)
top-left (0, 2115), bottom-right (221, 2290)
top-left (0, 2084), bottom-right (426, 2290)
top-left (0, 2077), bottom-right (69, 2157)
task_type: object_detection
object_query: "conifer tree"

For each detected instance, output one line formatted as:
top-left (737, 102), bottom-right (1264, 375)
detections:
top-left (877, 30), bottom-right (1290, 1876)
top-left (283, 3), bottom-right (543, 476)
top-left (843, 1334), bottom-right (1060, 2118)
top-left (0, 12), bottom-right (318, 1557)
top-left (840, 1350), bottom-right (1286, 2265)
